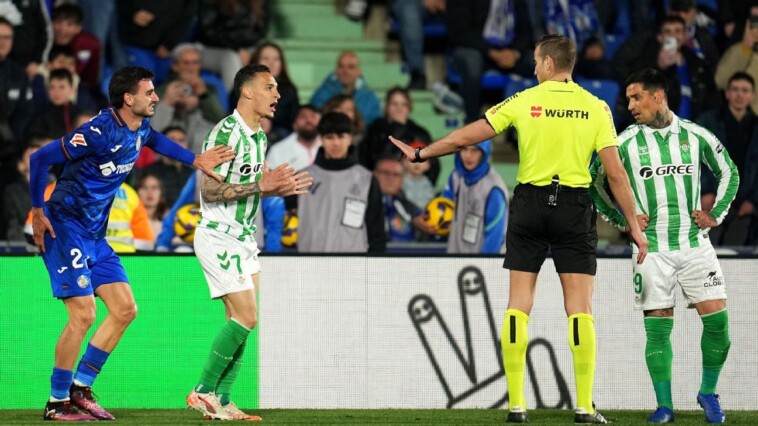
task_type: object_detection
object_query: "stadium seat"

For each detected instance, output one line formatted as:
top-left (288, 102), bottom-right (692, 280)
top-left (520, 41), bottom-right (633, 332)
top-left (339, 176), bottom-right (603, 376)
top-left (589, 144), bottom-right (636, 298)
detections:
top-left (200, 70), bottom-right (230, 111)
top-left (503, 77), bottom-right (538, 99)
top-left (577, 78), bottom-right (620, 111)
top-left (603, 34), bottom-right (626, 60)
top-left (446, 56), bottom-right (511, 90)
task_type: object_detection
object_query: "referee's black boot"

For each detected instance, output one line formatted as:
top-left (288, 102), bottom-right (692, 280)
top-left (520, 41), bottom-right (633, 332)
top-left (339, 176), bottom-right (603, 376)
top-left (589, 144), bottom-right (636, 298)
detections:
top-left (506, 407), bottom-right (528, 423)
top-left (574, 403), bottom-right (611, 424)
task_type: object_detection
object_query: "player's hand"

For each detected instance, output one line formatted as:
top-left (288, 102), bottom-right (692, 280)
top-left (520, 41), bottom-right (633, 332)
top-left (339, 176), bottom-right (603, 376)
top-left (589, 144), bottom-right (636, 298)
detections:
top-left (630, 228), bottom-right (648, 264)
top-left (259, 162), bottom-right (313, 197)
top-left (31, 207), bottom-right (56, 253)
top-left (692, 209), bottom-right (717, 229)
top-left (636, 214), bottom-right (649, 232)
top-left (194, 145), bottom-right (235, 182)
top-left (388, 136), bottom-right (418, 162)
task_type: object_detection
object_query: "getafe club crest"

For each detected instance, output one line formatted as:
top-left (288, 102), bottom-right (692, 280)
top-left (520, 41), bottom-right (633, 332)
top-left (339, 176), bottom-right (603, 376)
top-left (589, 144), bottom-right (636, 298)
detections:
top-left (77, 275), bottom-right (90, 289)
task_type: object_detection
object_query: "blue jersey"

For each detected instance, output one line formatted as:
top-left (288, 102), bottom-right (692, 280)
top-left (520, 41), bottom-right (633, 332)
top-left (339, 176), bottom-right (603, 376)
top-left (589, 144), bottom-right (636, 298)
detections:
top-left (48, 108), bottom-right (159, 239)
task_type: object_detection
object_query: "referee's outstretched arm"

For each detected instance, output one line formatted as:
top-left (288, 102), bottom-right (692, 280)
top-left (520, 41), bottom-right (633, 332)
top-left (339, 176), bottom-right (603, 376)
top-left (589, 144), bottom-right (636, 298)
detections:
top-left (597, 145), bottom-right (648, 264)
top-left (388, 119), bottom-right (496, 162)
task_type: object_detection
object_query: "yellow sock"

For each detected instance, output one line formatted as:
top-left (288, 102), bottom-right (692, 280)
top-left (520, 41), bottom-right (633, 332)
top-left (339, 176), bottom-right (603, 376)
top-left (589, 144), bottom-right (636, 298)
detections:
top-left (502, 309), bottom-right (529, 410)
top-left (568, 313), bottom-right (596, 413)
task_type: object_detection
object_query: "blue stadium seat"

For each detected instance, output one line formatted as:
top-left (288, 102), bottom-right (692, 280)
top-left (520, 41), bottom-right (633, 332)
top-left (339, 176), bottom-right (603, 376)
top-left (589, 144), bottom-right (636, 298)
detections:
top-left (603, 34), bottom-right (626, 60)
top-left (200, 70), bottom-right (230, 111)
top-left (446, 56), bottom-right (511, 90)
top-left (577, 78), bottom-right (620, 110)
top-left (503, 77), bottom-right (538, 99)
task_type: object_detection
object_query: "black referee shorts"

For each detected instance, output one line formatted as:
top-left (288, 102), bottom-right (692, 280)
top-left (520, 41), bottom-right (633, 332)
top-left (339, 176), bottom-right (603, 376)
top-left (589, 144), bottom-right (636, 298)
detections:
top-left (503, 183), bottom-right (598, 275)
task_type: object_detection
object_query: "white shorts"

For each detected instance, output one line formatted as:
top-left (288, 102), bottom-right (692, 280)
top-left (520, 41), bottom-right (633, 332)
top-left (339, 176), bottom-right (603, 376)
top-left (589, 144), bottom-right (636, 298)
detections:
top-left (633, 243), bottom-right (727, 311)
top-left (194, 226), bottom-right (261, 299)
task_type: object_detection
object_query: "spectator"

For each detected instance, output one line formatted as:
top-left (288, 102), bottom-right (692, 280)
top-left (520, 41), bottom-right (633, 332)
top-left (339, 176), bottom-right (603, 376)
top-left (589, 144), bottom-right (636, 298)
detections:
top-left (51, 4), bottom-right (101, 92)
top-left (2, 136), bottom-right (46, 242)
top-left (310, 51), bottom-right (381, 125)
top-left (389, 0), bottom-right (446, 90)
top-left (527, 0), bottom-right (603, 53)
top-left (249, 41), bottom-right (299, 143)
top-left (667, 0), bottom-right (720, 65)
top-left (715, 5), bottom-right (758, 113)
top-left (32, 45), bottom-right (98, 113)
top-left (447, 0), bottom-right (534, 123)
top-left (118, 0), bottom-right (199, 83)
top-left (295, 112), bottom-right (386, 252)
top-left (575, 35), bottom-right (615, 80)
top-left (105, 182), bottom-right (156, 253)
top-left (361, 87), bottom-right (440, 184)
top-left (614, 0), bottom-right (719, 83)
top-left (5, 0), bottom-right (51, 81)
top-left (401, 141), bottom-right (436, 209)
top-left (134, 172), bottom-right (168, 238)
top-left (617, 15), bottom-right (716, 122)
top-left (266, 104), bottom-right (321, 171)
top-left (30, 68), bottom-right (81, 139)
top-left (152, 43), bottom-right (226, 153)
top-left (0, 17), bottom-right (34, 159)
top-left (77, 0), bottom-right (127, 71)
top-left (197, 0), bottom-right (267, 90)
top-left (139, 126), bottom-right (195, 206)
top-left (441, 139), bottom-right (508, 254)
top-left (374, 155), bottom-right (435, 242)
top-left (322, 93), bottom-right (366, 145)
top-left (697, 71), bottom-right (758, 245)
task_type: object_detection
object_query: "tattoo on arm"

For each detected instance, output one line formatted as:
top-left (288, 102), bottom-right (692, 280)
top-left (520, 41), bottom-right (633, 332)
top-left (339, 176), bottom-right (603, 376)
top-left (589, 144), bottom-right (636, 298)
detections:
top-left (200, 174), bottom-right (261, 203)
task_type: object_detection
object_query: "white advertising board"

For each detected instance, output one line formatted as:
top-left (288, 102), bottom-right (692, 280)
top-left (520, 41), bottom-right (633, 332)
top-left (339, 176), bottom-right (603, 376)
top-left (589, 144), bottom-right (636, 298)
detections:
top-left (259, 257), bottom-right (757, 410)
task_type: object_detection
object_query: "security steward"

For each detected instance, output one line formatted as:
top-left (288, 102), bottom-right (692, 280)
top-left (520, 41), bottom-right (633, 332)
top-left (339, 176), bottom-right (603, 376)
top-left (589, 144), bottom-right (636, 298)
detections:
top-left (389, 34), bottom-right (648, 424)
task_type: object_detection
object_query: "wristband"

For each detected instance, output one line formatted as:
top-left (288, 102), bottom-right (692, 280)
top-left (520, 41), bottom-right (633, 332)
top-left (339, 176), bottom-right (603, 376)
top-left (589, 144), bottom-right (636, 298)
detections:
top-left (414, 147), bottom-right (425, 163)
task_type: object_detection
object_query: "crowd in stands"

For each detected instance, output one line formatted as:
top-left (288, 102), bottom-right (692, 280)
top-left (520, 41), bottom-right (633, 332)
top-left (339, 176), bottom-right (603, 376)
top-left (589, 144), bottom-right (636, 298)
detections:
top-left (2, 0), bottom-right (758, 254)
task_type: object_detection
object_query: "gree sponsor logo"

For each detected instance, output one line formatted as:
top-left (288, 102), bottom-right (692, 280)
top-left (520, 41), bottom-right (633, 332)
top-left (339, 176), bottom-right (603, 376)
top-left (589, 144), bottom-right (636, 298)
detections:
top-left (99, 161), bottom-right (135, 177)
top-left (638, 164), bottom-right (694, 179)
top-left (239, 163), bottom-right (264, 176)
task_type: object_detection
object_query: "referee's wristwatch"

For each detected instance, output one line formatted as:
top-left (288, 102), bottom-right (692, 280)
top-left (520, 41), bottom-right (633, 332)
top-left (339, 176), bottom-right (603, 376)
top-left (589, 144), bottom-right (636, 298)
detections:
top-left (413, 147), bottom-right (426, 163)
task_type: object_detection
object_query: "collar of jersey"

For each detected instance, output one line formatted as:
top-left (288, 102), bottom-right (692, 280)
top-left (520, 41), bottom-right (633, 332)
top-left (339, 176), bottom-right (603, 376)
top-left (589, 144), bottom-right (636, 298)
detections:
top-left (233, 109), bottom-right (263, 138)
top-left (109, 108), bottom-right (127, 127)
top-left (642, 112), bottom-right (680, 136)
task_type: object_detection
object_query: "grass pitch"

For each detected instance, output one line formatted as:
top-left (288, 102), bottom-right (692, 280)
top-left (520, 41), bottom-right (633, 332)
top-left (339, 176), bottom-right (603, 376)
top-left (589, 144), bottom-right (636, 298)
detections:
top-left (3, 408), bottom-right (758, 424)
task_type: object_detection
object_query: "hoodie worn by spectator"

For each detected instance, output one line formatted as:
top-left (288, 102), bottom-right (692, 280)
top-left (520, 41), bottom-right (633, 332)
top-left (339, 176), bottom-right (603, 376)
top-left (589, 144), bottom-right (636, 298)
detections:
top-left (294, 146), bottom-right (387, 253)
top-left (310, 73), bottom-right (381, 126)
top-left (441, 139), bottom-right (509, 254)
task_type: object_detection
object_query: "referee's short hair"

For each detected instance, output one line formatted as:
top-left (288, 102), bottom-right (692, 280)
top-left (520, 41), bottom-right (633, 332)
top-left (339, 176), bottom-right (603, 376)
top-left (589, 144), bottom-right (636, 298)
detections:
top-left (536, 35), bottom-right (576, 72)
top-left (625, 68), bottom-right (669, 97)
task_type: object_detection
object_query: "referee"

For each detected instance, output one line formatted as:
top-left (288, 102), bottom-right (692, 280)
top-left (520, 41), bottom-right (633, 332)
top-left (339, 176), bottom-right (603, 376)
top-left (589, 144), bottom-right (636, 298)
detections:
top-left (390, 34), bottom-right (648, 424)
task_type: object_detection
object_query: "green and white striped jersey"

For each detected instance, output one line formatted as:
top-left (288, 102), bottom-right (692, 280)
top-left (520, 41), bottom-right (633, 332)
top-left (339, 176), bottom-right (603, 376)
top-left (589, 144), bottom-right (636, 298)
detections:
top-left (589, 114), bottom-right (739, 252)
top-left (197, 110), bottom-right (267, 241)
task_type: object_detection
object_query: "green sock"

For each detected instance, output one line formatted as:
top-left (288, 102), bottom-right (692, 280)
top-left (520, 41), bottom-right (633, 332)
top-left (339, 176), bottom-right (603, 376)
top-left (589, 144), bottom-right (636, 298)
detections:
top-left (196, 319), bottom-right (250, 393)
top-left (216, 340), bottom-right (247, 405)
top-left (644, 317), bottom-right (674, 410)
top-left (700, 310), bottom-right (730, 395)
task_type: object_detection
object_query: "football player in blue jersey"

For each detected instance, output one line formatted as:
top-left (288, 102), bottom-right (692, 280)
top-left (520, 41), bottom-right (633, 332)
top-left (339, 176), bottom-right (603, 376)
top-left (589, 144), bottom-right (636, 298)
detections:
top-left (29, 66), bottom-right (237, 421)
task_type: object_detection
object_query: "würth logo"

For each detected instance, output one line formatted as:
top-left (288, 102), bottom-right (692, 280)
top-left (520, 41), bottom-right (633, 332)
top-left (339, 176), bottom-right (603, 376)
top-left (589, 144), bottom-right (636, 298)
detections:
top-left (530, 106), bottom-right (542, 117)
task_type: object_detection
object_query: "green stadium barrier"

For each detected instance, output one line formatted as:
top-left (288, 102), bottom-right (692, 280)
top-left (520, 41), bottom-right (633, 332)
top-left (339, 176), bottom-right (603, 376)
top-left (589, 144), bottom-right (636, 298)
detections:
top-left (1, 256), bottom-right (259, 409)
